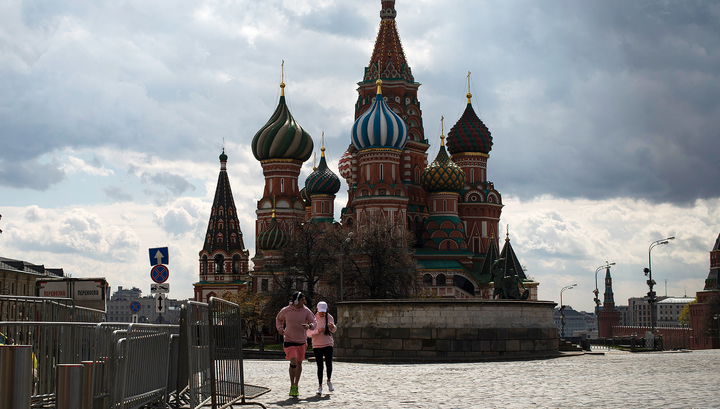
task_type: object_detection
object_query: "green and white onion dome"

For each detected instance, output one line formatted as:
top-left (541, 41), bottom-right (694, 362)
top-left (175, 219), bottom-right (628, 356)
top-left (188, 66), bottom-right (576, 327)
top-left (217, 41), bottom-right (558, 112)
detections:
top-left (257, 210), bottom-right (286, 250)
top-left (252, 83), bottom-right (314, 161)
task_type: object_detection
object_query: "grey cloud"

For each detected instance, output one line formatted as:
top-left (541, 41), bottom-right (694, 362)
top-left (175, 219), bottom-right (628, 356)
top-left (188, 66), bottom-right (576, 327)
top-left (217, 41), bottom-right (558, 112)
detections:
top-left (0, 159), bottom-right (66, 190)
top-left (103, 185), bottom-right (133, 202)
top-left (141, 172), bottom-right (195, 195)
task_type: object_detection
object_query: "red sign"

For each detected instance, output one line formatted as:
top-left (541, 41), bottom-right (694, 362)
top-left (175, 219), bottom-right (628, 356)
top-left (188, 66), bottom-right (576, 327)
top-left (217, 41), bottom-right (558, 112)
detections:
top-left (151, 265), bottom-right (169, 283)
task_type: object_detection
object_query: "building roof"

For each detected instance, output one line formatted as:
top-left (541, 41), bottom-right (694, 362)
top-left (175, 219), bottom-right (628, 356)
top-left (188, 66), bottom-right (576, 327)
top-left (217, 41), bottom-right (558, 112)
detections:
top-left (0, 257), bottom-right (64, 277)
top-left (657, 297), bottom-right (695, 304)
top-left (499, 235), bottom-right (527, 280)
top-left (362, 0), bottom-right (414, 83)
top-left (201, 150), bottom-right (246, 254)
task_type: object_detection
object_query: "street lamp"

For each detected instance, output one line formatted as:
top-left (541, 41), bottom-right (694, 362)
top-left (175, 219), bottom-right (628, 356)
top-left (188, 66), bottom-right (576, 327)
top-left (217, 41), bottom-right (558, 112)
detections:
top-left (645, 236), bottom-right (675, 333)
top-left (560, 283), bottom-right (577, 338)
top-left (340, 232), bottom-right (354, 302)
top-left (594, 261), bottom-right (615, 336)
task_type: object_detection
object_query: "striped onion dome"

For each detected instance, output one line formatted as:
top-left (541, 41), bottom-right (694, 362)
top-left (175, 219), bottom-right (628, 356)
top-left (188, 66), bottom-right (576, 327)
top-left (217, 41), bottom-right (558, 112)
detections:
top-left (338, 149), bottom-right (352, 180)
top-left (257, 210), bottom-right (286, 250)
top-left (351, 80), bottom-right (408, 151)
top-left (299, 186), bottom-right (311, 207)
top-left (306, 148), bottom-right (341, 196)
top-left (252, 83), bottom-right (314, 162)
top-left (446, 93), bottom-right (493, 155)
top-left (421, 135), bottom-right (466, 192)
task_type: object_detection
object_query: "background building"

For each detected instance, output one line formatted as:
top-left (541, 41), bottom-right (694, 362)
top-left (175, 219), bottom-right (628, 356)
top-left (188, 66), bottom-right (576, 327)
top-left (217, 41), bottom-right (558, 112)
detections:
top-left (107, 286), bottom-right (184, 324)
top-left (0, 257), bottom-right (63, 297)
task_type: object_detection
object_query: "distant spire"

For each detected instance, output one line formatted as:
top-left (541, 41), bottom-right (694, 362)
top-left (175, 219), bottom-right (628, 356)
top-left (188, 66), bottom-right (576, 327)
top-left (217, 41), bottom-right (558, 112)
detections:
top-left (506, 225), bottom-right (510, 241)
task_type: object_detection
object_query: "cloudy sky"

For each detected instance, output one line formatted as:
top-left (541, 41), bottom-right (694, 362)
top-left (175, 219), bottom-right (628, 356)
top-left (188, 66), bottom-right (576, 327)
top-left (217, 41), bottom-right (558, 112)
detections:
top-left (1, 0), bottom-right (719, 312)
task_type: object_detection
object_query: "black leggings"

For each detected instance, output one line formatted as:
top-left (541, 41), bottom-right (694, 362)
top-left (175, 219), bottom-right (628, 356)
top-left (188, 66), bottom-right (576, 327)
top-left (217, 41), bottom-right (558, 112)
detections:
top-left (313, 346), bottom-right (333, 384)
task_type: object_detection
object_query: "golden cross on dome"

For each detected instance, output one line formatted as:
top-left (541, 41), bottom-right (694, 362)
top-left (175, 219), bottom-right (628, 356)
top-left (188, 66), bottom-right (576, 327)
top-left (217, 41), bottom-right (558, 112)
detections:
top-left (313, 152), bottom-right (317, 170)
top-left (467, 71), bottom-right (472, 102)
top-left (440, 116), bottom-right (445, 146)
top-left (280, 60), bottom-right (286, 95)
top-left (321, 131), bottom-right (325, 154)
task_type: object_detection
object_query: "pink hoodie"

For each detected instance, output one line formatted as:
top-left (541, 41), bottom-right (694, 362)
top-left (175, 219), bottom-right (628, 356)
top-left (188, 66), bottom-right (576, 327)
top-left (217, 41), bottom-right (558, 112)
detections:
top-left (276, 304), bottom-right (317, 344)
top-left (307, 312), bottom-right (336, 348)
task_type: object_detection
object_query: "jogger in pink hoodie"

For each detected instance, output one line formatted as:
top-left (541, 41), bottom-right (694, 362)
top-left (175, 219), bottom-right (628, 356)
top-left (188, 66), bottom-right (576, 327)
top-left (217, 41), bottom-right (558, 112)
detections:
top-left (307, 301), bottom-right (336, 395)
top-left (276, 292), bottom-right (317, 397)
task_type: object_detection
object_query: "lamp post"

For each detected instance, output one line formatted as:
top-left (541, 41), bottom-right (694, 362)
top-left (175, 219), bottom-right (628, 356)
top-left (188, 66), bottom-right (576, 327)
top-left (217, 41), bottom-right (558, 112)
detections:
top-left (594, 261), bottom-right (615, 336)
top-left (340, 232), bottom-right (353, 302)
top-left (645, 236), bottom-right (674, 333)
top-left (560, 283), bottom-right (577, 338)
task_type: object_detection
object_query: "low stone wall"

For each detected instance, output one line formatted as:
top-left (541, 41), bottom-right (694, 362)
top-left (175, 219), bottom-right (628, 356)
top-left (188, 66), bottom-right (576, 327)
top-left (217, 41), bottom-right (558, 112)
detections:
top-left (334, 299), bottom-right (559, 362)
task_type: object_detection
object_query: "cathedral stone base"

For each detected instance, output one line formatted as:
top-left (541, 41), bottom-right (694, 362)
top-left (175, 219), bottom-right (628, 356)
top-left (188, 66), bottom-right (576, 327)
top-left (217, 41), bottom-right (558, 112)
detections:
top-left (334, 299), bottom-right (560, 362)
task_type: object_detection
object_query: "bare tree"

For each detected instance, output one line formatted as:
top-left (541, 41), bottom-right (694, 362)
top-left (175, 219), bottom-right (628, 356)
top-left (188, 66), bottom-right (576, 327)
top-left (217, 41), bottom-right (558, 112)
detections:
top-left (342, 218), bottom-right (418, 299)
top-left (279, 221), bottom-right (340, 303)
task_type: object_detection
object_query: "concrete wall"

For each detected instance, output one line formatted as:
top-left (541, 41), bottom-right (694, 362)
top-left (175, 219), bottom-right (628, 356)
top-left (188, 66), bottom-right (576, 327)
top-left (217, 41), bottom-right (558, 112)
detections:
top-left (334, 299), bottom-right (559, 362)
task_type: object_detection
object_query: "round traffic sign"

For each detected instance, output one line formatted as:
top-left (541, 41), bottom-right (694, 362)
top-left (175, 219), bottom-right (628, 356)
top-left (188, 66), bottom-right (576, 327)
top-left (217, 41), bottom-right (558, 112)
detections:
top-left (130, 301), bottom-right (142, 313)
top-left (151, 264), bottom-right (169, 283)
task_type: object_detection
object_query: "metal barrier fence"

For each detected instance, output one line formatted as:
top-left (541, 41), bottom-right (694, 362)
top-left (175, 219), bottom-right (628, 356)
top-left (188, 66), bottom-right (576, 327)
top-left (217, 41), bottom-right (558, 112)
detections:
top-left (0, 296), bottom-right (268, 409)
top-left (185, 298), bottom-right (269, 409)
top-left (0, 295), bottom-right (107, 323)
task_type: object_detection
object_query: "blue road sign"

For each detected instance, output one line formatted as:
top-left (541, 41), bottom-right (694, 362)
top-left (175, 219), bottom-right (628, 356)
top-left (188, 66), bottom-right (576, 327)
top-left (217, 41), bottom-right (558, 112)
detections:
top-left (130, 301), bottom-right (142, 313)
top-left (149, 247), bottom-right (169, 266)
top-left (151, 264), bottom-right (169, 284)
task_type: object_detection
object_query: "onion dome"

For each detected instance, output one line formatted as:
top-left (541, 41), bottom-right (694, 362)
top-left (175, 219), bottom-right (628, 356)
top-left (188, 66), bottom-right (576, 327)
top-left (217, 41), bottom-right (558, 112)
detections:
top-left (351, 80), bottom-right (408, 151)
top-left (421, 134), bottom-right (466, 192)
top-left (257, 210), bottom-right (286, 250)
top-left (338, 149), bottom-right (352, 180)
top-left (300, 186), bottom-right (311, 207)
top-left (252, 82), bottom-right (314, 162)
top-left (446, 93), bottom-right (493, 155)
top-left (306, 146), bottom-right (341, 196)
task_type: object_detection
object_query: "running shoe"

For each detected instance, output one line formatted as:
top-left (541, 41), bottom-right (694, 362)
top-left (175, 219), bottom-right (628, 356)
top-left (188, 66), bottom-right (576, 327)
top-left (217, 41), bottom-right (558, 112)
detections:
top-left (290, 385), bottom-right (299, 397)
top-left (327, 380), bottom-right (334, 392)
top-left (317, 385), bottom-right (322, 395)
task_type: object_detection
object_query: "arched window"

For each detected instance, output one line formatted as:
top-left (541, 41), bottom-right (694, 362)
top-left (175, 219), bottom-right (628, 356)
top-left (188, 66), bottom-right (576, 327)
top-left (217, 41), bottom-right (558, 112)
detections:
top-left (380, 163), bottom-right (384, 180)
top-left (214, 255), bottom-right (224, 274)
top-left (443, 200), bottom-right (447, 212)
top-left (217, 234), bottom-right (223, 244)
top-left (436, 274), bottom-right (446, 286)
top-left (202, 255), bottom-right (208, 274)
top-left (230, 221), bottom-right (235, 229)
top-left (218, 220), bottom-right (224, 230)
top-left (423, 274), bottom-right (433, 286)
top-left (232, 255), bottom-right (241, 274)
top-left (321, 202), bottom-right (325, 213)
top-left (281, 178), bottom-right (285, 193)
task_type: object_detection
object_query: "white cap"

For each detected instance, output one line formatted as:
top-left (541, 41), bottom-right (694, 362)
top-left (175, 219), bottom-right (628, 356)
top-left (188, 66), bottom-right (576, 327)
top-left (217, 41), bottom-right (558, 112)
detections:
top-left (317, 301), bottom-right (328, 312)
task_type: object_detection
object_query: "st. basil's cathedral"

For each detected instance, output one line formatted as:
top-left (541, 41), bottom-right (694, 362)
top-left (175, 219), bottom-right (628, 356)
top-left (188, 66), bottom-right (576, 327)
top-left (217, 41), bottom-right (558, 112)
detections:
top-left (193, 0), bottom-right (538, 302)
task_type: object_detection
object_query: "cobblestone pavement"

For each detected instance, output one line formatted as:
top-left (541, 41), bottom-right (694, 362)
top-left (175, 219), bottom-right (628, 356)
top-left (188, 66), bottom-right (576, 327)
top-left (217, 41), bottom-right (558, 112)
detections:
top-left (241, 348), bottom-right (720, 408)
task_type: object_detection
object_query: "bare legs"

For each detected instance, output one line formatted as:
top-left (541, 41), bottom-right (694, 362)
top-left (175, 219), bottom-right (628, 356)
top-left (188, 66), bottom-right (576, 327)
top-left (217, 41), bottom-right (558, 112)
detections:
top-left (289, 357), bottom-right (302, 388)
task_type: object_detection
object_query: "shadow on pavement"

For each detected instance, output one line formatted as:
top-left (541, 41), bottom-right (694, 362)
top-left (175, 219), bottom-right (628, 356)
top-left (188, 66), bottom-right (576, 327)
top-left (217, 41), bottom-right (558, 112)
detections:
top-left (271, 394), bottom-right (332, 406)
